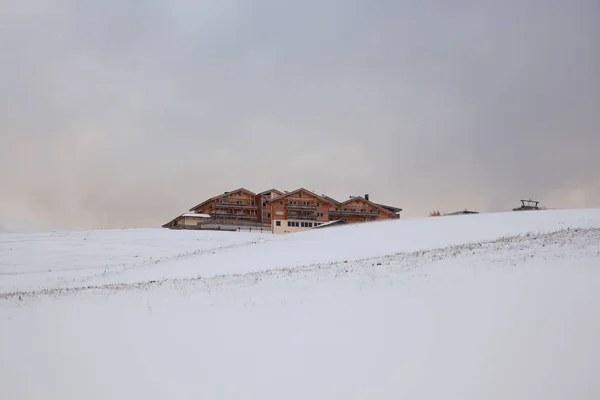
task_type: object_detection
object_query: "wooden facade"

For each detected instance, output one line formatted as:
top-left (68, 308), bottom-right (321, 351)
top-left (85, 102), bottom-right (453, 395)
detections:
top-left (268, 189), bottom-right (336, 234)
top-left (329, 196), bottom-right (398, 224)
top-left (255, 189), bottom-right (284, 224)
top-left (189, 188), bottom-right (260, 224)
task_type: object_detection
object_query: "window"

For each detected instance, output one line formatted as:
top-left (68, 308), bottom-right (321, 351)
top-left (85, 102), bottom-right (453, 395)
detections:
top-left (251, 201), bottom-right (254, 205)
top-left (280, 200), bottom-right (283, 205)
top-left (276, 221), bottom-right (281, 226)
top-left (316, 203), bottom-right (320, 206)
top-left (268, 213), bottom-right (271, 218)
top-left (308, 222), bottom-right (313, 227)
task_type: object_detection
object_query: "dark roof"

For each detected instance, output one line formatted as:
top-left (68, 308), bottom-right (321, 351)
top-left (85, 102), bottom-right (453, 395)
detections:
top-left (373, 203), bottom-right (402, 213)
top-left (445, 209), bottom-right (479, 216)
top-left (340, 196), bottom-right (401, 215)
top-left (189, 188), bottom-right (256, 211)
top-left (267, 188), bottom-right (337, 205)
top-left (256, 188), bottom-right (284, 196)
top-left (320, 194), bottom-right (341, 205)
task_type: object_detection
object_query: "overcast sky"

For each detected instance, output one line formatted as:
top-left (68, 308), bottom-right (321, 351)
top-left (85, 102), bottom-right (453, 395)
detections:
top-left (1, 1), bottom-right (599, 231)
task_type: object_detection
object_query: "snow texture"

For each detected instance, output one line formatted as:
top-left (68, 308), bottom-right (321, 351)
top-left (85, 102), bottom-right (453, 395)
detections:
top-left (1, 209), bottom-right (600, 399)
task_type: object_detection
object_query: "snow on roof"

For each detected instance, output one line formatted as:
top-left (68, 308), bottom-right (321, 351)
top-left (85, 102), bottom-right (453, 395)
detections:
top-left (313, 220), bottom-right (346, 229)
top-left (182, 213), bottom-right (211, 218)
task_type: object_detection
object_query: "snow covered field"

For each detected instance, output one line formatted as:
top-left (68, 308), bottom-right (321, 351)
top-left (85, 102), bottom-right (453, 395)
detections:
top-left (1, 209), bottom-right (600, 399)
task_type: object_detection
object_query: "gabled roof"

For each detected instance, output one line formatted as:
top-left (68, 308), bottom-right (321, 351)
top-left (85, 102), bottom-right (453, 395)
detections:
top-left (267, 188), bottom-right (337, 205)
top-left (189, 188), bottom-right (256, 211)
top-left (320, 194), bottom-right (341, 205)
top-left (256, 188), bottom-right (284, 196)
top-left (373, 203), bottom-right (402, 213)
top-left (339, 196), bottom-right (401, 215)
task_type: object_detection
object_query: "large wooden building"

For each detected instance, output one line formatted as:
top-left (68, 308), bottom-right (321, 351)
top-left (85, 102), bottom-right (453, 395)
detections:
top-left (162, 187), bottom-right (402, 234)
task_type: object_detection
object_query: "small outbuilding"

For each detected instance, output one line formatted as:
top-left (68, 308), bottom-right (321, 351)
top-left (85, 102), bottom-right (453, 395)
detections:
top-left (162, 213), bottom-right (211, 229)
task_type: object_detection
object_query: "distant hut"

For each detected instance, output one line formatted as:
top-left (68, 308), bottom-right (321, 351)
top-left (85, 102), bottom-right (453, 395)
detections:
top-left (445, 209), bottom-right (479, 216)
top-left (512, 199), bottom-right (541, 211)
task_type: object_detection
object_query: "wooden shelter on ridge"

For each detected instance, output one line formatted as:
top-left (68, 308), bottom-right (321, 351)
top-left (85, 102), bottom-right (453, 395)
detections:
top-left (513, 199), bottom-right (541, 211)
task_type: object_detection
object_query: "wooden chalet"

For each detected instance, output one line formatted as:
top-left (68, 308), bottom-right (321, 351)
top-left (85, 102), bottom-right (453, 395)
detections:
top-left (255, 189), bottom-right (284, 224)
top-left (267, 188), bottom-right (336, 234)
top-left (189, 188), bottom-right (260, 222)
top-left (329, 194), bottom-right (401, 223)
top-left (163, 188), bottom-right (402, 234)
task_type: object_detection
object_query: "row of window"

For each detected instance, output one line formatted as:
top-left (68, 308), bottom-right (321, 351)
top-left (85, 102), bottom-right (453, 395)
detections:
top-left (219, 200), bottom-right (255, 206)
top-left (274, 221), bottom-right (325, 228)
top-left (279, 200), bottom-right (320, 206)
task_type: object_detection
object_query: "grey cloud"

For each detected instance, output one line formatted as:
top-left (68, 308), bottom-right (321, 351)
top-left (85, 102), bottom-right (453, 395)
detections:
top-left (0, 0), bottom-right (599, 230)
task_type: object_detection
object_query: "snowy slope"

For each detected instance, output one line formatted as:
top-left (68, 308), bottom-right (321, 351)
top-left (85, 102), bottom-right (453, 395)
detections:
top-left (0, 228), bottom-right (268, 293)
top-left (1, 209), bottom-right (600, 399)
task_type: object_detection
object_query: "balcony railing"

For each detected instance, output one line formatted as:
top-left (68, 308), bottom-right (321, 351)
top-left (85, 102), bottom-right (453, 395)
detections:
top-left (286, 214), bottom-right (317, 221)
top-left (287, 203), bottom-right (318, 210)
top-left (215, 202), bottom-right (257, 210)
top-left (330, 210), bottom-right (379, 217)
top-left (211, 212), bottom-right (259, 220)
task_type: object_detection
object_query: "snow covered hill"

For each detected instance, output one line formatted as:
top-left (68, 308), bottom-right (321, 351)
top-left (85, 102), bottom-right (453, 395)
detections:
top-left (1, 209), bottom-right (600, 399)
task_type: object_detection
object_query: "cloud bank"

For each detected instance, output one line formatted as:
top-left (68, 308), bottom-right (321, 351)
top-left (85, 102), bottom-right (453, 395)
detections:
top-left (1, 0), bottom-right (599, 230)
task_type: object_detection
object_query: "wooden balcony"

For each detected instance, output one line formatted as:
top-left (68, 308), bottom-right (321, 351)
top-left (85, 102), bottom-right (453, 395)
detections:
top-left (211, 212), bottom-right (259, 220)
top-left (330, 210), bottom-right (379, 217)
top-left (287, 203), bottom-right (318, 210)
top-left (215, 202), bottom-right (258, 210)
top-left (286, 214), bottom-right (317, 221)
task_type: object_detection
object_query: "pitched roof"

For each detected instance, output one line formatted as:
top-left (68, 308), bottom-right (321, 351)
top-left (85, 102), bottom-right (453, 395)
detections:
top-left (339, 196), bottom-right (401, 215)
top-left (267, 188), bottom-right (337, 205)
top-left (189, 188), bottom-right (256, 211)
top-left (256, 188), bottom-right (284, 196)
top-left (320, 194), bottom-right (341, 205)
top-left (373, 203), bottom-right (402, 213)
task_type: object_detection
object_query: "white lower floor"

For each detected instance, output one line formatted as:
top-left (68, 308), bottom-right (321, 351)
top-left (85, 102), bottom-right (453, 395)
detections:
top-left (272, 219), bottom-right (327, 234)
